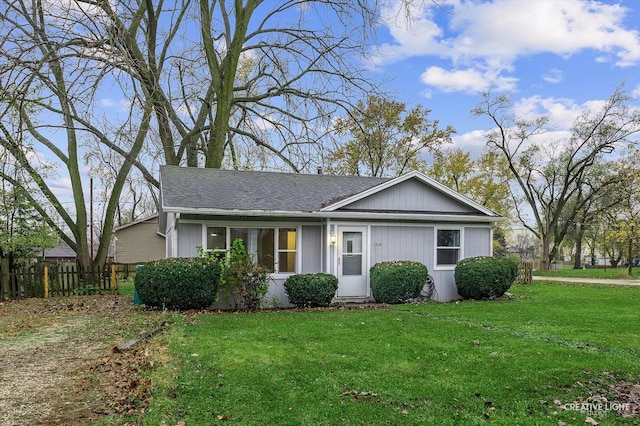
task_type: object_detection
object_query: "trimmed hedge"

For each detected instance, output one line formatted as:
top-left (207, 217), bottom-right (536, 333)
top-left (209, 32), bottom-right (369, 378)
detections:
top-left (370, 261), bottom-right (428, 304)
top-left (454, 256), bottom-right (517, 300)
top-left (134, 257), bottom-right (220, 310)
top-left (284, 273), bottom-right (338, 308)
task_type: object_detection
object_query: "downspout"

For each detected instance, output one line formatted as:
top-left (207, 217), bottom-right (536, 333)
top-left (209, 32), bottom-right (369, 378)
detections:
top-left (325, 219), bottom-right (332, 274)
top-left (172, 213), bottom-right (180, 257)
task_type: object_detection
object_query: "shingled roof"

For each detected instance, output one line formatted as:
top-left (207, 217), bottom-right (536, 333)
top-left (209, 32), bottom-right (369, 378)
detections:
top-left (160, 166), bottom-right (390, 213)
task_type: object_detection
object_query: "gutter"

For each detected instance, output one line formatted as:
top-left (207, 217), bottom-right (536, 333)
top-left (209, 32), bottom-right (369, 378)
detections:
top-left (160, 207), bottom-right (506, 223)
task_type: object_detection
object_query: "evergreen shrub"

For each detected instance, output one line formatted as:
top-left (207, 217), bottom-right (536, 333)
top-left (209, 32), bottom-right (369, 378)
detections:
top-left (454, 256), bottom-right (517, 300)
top-left (284, 273), bottom-right (338, 308)
top-left (370, 261), bottom-right (428, 304)
top-left (134, 257), bottom-right (220, 310)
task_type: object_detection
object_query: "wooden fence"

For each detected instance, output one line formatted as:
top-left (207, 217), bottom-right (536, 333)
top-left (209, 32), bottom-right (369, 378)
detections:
top-left (0, 261), bottom-right (141, 300)
top-left (517, 261), bottom-right (533, 285)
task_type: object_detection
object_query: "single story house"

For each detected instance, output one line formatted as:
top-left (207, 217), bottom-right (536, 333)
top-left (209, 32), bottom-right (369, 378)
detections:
top-left (159, 166), bottom-right (505, 305)
top-left (112, 214), bottom-right (166, 264)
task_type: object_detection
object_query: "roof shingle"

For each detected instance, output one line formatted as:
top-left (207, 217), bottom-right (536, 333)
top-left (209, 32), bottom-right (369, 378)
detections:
top-left (160, 166), bottom-right (390, 212)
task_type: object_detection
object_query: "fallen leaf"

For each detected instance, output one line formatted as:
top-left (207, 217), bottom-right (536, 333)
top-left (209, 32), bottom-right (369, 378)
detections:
top-left (401, 409), bottom-right (409, 415)
top-left (585, 417), bottom-right (598, 425)
top-left (216, 414), bottom-right (228, 421)
top-left (473, 340), bottom-right (480, 345)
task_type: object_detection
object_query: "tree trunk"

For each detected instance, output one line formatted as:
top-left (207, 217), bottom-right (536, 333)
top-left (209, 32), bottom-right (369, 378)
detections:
top-left (540, 233), bottom-right (552, 270)
top-left (573, 227), bottom-right (585, 269)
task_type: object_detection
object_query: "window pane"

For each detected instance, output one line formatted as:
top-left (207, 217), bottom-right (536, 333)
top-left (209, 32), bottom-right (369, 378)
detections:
top-left (278, 252), bottom-right (296, 273)
top-left (257, 229), bottom-right (274, 271)
top-left (437, 248), bottom-right (459, 265)
top-left (206, 227), bottom-right (226, 251)
top-left (278, 228), bottom-right (296, 250)
top-left (437, 230), bottom-right (460, 247)
top-left (230, 228), bottom-right (248, 246)
top-left (343, 232), bottom-right (362, 254)
top-left (343, 254), bottom-right (362, 275)
top-left (230, 228), bottom-right (274, 272)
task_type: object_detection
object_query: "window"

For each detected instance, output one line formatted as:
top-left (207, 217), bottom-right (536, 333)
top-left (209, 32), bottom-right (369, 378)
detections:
top-left (206, 227), bottom-right (227, 259)
top-left (231, 228), bottom-right (275, 272)
top-left (436, 229), bottom-right (460, 266)
top-left (278, 228), bottom-right (297, 273)
top-left (206, 226), bottom-right (298, 274)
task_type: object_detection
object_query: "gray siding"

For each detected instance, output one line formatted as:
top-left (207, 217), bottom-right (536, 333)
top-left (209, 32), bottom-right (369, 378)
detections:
top-left (301, 225), bottom-right (322, 273)
top-left (177, 223), bottom-right (202, 257)
top-left (370, 226), bottom-right (433, 268)
top-left (370, 225), bottom-right (466, 302)
top-left (464, 227), bottom-right (492, 258)
top-left (343, 179), bottom-right (476, 213)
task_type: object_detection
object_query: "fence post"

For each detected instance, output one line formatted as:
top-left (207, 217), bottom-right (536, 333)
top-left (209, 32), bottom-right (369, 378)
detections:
top-left (44, 266), bottom-right (49, 299)
top-left (111, 264), bottom-right (116, 294)
top-left (1, 258), bottom-right (9, 301)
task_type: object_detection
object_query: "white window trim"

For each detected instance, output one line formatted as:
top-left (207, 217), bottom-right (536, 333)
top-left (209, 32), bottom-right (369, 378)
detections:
top-left (434, 227), bottom-right (463, 271)
top-left (198, 222), bottom-right (302, 277)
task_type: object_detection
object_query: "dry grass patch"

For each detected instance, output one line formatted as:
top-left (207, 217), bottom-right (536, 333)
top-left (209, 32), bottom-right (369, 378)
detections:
top-left (0, 295), bottom-right (172, 425)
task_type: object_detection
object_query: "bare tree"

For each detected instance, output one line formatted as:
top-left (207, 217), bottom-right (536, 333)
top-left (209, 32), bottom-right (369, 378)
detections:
top-left (92, 0), bottom-right (388, 172)
top-left (474, 87), bottom-right (640, 270)
top-left (0, 0), bottom-right (153, 270)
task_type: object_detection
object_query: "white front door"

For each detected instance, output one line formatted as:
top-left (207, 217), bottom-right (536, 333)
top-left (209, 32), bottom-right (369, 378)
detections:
top-left (336, 226), bottom-right (368, 298)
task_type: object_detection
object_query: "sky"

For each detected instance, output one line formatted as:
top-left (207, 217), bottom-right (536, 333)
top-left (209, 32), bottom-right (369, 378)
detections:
top-left (18, 0), bottom-right (640, 222)
top-left (367, 0), bottom-right (640, 157)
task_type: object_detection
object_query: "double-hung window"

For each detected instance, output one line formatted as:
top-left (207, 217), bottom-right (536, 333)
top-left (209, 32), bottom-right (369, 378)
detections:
top-left (277, 228), bottom-right (297, 273)
top-left (436, 229), bottom-right (461, 266)
top-left (206, 227), bottom-right (227, 260)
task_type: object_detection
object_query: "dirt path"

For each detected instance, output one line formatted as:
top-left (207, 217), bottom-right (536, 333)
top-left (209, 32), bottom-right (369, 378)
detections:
top-left (532, 276), bottom-right (640, 286)
top-left (0, 296), bottom-right (169, 425)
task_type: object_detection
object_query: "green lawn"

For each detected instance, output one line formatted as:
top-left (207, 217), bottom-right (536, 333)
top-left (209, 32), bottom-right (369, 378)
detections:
top-left (115, 283), bottom-right (640, 425)
top-left (533, 266), bottom-right (638, 279)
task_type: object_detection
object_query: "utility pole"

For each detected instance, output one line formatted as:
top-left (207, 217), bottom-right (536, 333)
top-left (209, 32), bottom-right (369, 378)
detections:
top-left (90, 177), bottom-right (94, 260)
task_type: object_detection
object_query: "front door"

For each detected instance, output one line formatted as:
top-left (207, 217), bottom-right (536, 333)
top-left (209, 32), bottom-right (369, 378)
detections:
top-left (336, 226), bottom-right (368, 298)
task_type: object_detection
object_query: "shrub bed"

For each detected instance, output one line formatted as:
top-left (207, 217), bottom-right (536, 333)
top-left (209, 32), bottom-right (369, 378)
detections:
top-left (134, 257), bottom-right (220, 310)
top-left (454, 256), bottom-right (517, 300)
top-left (284, 273), bottom-right (338, 308)
top-left (370, 261), bottom-right (428, 304)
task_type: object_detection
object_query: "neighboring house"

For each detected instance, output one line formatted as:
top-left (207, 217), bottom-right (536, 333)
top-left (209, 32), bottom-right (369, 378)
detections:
top-left (159, 166), bottom-right (505, 305)
top-left (42, 243), bottom-right (78, 262)
top-left (112, 214), bottom-right (166, 264)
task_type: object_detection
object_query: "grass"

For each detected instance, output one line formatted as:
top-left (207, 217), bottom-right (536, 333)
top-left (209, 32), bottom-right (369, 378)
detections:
top-left (113, 282), bottom-right (640, 425)
top-left (532, 266), bottom-right (638, 279)
top-left (116, 281), bottom-right (136, 296)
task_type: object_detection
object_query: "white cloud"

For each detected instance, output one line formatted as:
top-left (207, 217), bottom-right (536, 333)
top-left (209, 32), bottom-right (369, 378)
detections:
top-left (513, 96), bottom-right (580, 129)
top-left (421, 66), bottom-right (517, 93)
top-left (542, 68), bottom-right (563, 84)
top-left (451, 129), bottom-right (488, 155)
top-left (374, 0), bottom-right (640, 93)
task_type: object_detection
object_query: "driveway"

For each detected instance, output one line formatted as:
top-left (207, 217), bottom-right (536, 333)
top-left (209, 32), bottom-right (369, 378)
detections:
top-left (532, 276), bottom-right (640, 286)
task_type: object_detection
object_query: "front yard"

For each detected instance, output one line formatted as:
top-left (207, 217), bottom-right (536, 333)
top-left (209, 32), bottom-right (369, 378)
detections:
top-left (117, 282), bottom-right (640, 425)
top-left (2, 282), bottom-right (639, 425)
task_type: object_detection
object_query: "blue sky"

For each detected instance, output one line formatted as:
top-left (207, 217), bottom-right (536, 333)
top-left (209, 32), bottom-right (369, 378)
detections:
top-left (367, 0), bottom-right (640, 157)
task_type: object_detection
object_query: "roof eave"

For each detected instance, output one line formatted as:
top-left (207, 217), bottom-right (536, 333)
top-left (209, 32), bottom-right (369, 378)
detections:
top-left (162, 206), bottom-right (505, 223)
